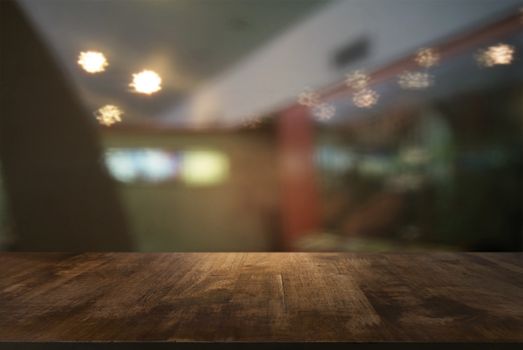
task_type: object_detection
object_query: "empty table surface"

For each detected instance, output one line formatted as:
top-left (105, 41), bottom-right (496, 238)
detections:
top-left (0, 252), bottom-right (522, 342)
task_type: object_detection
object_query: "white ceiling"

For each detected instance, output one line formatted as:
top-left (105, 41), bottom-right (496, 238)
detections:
top-left (170, 0), bottom-right (522, 127)
top-left (17, 0), bottom-right (522, 127)
top-left (17, 0), bottom-right (329, 122)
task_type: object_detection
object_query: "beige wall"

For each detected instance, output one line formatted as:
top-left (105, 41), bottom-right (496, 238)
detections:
top-left (101, 130), bottom-right (280, 251)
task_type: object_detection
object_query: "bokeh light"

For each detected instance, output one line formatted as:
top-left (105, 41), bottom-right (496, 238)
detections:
top-left (298, 87), bottom-right (320, 107)
top-left (476, 44), bottom-right (515, 67)
top-left (94, 104), bottom-right (123, 126)
top-left (181, 150), bottom-right (230, 186)
top-left (312, 102), bottom-right (335, 121)
top-left (353, 88), bottom-right (379, 108)
top-left (345, 70), bottom-right (370, 90)
top-left (130, 70), bottom-right (162, 94)
top-left (77, 51), bottom-right (108, 73)
top-left (397, 71), bottom-right (433, 90)
top-left (414, 48), bottom-right (440, 68)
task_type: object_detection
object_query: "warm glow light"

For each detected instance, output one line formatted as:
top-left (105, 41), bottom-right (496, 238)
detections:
top-left (298, 87), bottom-right (320, 107)
top-left (95, 105), bottom-right (123, 126)
top-left (353, 89), bottom-right (379, 108)
top-left (476, 44), bottom-right (515, 67)
top-left (312, 102), bottom-right (335, 121)
top-left (415, 48), bottom-right (440, 68)
top-left (397, 71), bottom-right (433, 90)
top-left (181, 151), bottom-right (229, 186)
top-left (77, 51), bottom-right (108, 73)
top-left (130, 70), bottom-right (162, 94)
top-left (345, 70), bottom-right (370, 90)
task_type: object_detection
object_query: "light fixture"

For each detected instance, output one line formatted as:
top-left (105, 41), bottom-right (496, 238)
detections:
top-left (94, 105), bottom-right (123, 126)
top-left (476, 44), bottom-right (515, 67)
top-left (181, 150), bottom-right (230, 186)
top-left (353, 89), bottom-right (379, 108)
top-left (298, 87), bottom-right (320, 107)
top-left (130, 70), bottom-right (162, 95)
top-left (345, 70), bottom-right (370, 90)
top-left (77, 51), bottom-right (108, 73)
top-left (414, 48), bottom-right (440, 68)
top-left (397, 71), bottom-right (433, 90)
top-left (312, 102), bottom-right (335, 121)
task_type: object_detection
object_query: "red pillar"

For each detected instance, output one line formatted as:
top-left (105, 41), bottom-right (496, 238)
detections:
top-left (278, 105), bottom-right (320, 250)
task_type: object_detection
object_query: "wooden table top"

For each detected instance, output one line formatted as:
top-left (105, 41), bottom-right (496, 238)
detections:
top-left (0, 252), bottom-right (522, 342)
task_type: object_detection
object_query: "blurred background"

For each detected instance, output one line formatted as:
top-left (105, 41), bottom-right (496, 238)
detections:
top-left (0, 0), bottom-right (522, 252)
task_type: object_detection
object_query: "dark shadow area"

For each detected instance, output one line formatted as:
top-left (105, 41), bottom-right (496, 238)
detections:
top-left (0, 0), bottom-right (133, 251)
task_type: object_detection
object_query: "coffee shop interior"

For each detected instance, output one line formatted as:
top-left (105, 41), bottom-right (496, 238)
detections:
top-left (1, 0), bottom-right (522, 253)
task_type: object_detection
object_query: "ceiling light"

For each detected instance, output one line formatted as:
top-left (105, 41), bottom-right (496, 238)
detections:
top-left (312, 102), bottom-right (336, 121)
top-left (476, 44), bottom-right (515, 67)
top-left (397, 71), bottom-right (433, 90)
top-left (94, 105), bottom-right (123, 126)
top-left (130, 70), bottom-right (162, 95)
top-left (414, 48), bottom-right (440, 68)
top-left (298, 87), bottom-right (320, 107)
top-left (77, 51), bottom-right (108, 73)
top-left (353, 89), bottom-right (379, 108)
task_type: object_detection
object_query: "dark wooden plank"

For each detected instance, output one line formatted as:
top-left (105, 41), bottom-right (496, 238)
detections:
top-left (0, 253), bottom-right (522, 342)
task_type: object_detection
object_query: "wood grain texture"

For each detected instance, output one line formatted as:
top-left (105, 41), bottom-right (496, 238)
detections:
top-left (0, 253), bottom-right (522, 342)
